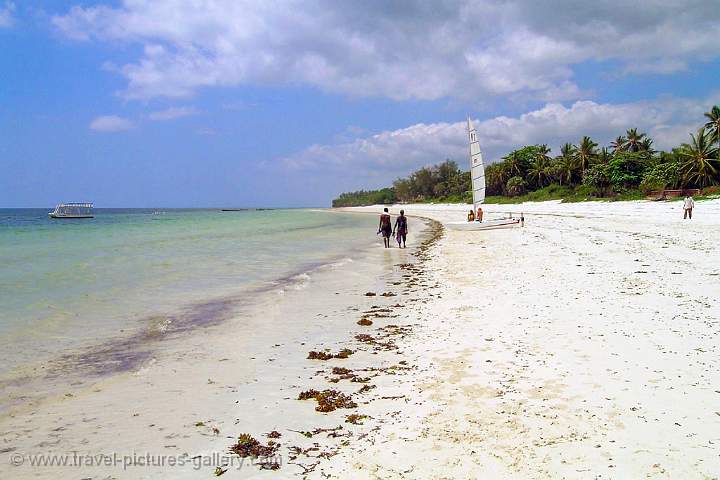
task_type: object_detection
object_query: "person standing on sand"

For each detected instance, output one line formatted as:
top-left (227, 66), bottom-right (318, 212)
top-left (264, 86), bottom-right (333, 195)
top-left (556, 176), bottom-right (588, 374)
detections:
top-left (393, 209), bottom-right (408, 248)
top-left (378, 208), bottom-right (392, 248)
top-left (683, 195), bottom-right (695, 219)
top-left (476, 207), bottom-right (483, 223)
top-left (467, 209), bottom-right (475, 222)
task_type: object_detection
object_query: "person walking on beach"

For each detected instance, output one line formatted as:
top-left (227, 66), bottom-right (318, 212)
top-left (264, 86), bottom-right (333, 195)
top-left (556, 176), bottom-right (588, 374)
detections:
top-left (467, 209), bottom-right (475, 222)
top-left (476, 207), bottom-right (483, 223)
top-left (378, 208), bottom-right (392, 248)
top-left (393, 209), bottom-right (408, 248)
top-left (683, 195), bottom-right (695, 219)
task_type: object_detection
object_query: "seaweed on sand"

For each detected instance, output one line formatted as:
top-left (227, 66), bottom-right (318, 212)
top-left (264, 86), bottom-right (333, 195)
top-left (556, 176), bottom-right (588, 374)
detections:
top-left (332, 367), bottom-right (352, 375)
top-left (353, 333), bottom-right (397, 351)
top-left (335, 348), bottom-right (353, 359)
top-left (265, 430), bottom-right (281, 439)
top-left (357, 384), bottom-right (376, 394)
top-left (307, 351), bottom-right (334, 360)
top-left (357, 318), bottom-right (373, 326)
top-left (297, 389), bottom-right (358, 412)
top-left (289, 426), bottom-right (344, 439)
top-left (307, 348), bottom-right (354, 360)
top-left (229, 433), bottom-right (280, 459)
top-left (345, 414), bottom-right (368, 425)
top-left (259, 461), bottom-right (281, 470)
top-left (350, 376), bottom-right (371, 383)
top-left (354, 334), bottom-right (374, 343)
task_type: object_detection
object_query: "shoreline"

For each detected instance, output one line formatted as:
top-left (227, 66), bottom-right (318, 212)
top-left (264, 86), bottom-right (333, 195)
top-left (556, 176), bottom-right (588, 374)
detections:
top-left (3, 199), bottom-right (720, 478)
top-left (0, 212), bottom-right (441, 478)
top-left (0, 210), bottom-right (383, 417)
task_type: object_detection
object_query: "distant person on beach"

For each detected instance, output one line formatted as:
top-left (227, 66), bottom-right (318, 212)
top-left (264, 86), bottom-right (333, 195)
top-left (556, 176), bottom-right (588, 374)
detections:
top-left (683, 195), bottom-right (695, 219)
top-left (467, 209), bottom-right (475, 222)
top-left (378, 208), bottom-right (392, 248)
top-left (476, 207), bottom-right (483, 223)
top-left (520, 212), bottom-right (525, 227)
top-left (393, 210), bottom-right (408, 248)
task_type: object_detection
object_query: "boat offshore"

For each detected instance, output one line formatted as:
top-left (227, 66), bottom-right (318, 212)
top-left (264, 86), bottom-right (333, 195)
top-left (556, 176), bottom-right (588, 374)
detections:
top-left (48, 202), bottom-right (94, 219)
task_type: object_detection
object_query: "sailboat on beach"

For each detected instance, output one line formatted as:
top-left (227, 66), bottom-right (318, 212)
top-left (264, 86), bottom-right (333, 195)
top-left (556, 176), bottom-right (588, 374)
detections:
top-left (447, 118), bottom-right (520, 231)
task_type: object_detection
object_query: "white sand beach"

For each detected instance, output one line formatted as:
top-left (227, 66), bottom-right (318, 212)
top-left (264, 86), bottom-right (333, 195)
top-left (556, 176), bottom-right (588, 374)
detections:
top-left (2, 199), bottom-right (719, 479)
top-left (327, 199), bottom-right (720, 479)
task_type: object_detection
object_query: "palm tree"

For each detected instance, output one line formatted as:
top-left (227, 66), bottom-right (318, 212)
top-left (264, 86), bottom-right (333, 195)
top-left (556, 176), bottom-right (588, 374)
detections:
top-left (679, 127), bottom-right (719, 187)
top-left (504, 152), bottom-right (524, 177)
top-left (555, 143), bottom-right (577, 185)
top-left (640, 137), bottom-right (655, 154)
top-left (598, 147), bottom-right (612, 165)
top-left (575, 136), bottom-right (598, 177)
top-left (528, 154), bottom-right (552, 188)
top-left (560, 143), bottom-right (575, 157)
top-left (485, 163), bottom-right (506, 196)
top-left (611, 135), bottom-right (627, 152)
top-left (625, 128), bottom-right (647, 152)
top-left (704, 105), bottom-right (720, 146)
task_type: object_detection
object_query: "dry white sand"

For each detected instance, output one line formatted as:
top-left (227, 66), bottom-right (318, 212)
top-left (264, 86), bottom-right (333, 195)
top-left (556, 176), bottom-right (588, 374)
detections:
top-left (2, 199), bottom-right (719, 479)
top-left (325, 199), bottom-right (720, 479)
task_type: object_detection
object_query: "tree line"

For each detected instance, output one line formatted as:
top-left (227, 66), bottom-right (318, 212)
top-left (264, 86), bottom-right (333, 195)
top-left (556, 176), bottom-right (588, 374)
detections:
top-left (332, 106), bottom-right (720, 207)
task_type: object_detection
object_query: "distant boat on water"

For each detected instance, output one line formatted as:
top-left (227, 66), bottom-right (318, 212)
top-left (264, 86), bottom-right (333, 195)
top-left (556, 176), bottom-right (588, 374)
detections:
top-left (48, 203), bottom-right (94, 219)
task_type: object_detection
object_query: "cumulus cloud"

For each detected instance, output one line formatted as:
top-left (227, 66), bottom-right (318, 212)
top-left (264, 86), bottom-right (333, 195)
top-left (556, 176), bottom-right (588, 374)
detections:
top-left (89, 115), bottom-right (134, 132)
top-left (147, 106), bottom-right (197, 121)
top-left (281, 94), bottom-right (720, 185)
top-left (52, 1), bottom-right (720, 102)
top-left (0, 2), bottom-right (15, 28)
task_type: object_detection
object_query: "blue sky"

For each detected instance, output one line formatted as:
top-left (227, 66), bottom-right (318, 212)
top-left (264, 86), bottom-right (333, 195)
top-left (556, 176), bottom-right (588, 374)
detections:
top-left (1, 1), bottom-right (719, 207)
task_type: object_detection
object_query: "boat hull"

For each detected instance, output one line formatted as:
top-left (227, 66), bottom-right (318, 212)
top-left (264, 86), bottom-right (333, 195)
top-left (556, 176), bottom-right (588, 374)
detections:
top-left (48, 214), bottom-right (94, 219)
top-left (446, 218), bottom-right (520, 231)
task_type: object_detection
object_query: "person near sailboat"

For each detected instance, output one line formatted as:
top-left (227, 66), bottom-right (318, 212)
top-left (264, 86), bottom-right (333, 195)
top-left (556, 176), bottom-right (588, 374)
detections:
top-left (378, 208), bottom-right (392, 248)
top-left (447, 117), bottom-right (520, 230)
top-left (393, 210), bottom-right (408, 248)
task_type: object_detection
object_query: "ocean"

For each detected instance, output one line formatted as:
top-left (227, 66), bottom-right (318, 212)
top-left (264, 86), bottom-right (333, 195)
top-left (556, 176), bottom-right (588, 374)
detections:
top-left (0, 208), bottom-right (379, 409)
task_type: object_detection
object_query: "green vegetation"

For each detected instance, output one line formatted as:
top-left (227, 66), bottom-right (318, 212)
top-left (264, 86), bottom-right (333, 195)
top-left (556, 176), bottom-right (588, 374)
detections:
top-left (332, 106), bottom-right (720, 206)
top-left (332, 188), bottom-right (397, 207)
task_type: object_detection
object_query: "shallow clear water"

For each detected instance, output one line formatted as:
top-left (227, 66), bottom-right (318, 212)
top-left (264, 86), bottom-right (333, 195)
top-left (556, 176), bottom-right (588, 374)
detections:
top-left (0, 208), bottom-right (378, 381)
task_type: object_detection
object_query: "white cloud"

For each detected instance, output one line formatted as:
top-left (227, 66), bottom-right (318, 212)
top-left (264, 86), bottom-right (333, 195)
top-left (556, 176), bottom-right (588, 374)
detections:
top-left (148, 106), bottom-right (197, 121)
top-left (0, 2), bottom-right (15, 28)
top-left (53, 1), bottom-right (720, 102)
top-left (89, 115), bottom-right (134, 132)
top-left (281, 94), bottom-right (720, 185)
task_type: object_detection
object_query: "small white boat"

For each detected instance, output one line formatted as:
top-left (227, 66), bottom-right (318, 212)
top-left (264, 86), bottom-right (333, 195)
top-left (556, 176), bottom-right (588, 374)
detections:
top-left (447, 118), bottom-right (519, 231)
top-left (450, 217), bottom-right (521, 230)
top-left (49, 203), bottom-right (94, 219)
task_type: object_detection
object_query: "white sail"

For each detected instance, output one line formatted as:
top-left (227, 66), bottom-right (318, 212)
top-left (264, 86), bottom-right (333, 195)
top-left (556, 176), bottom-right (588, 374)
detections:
top-left (467, 117), bottom-right (485, 210)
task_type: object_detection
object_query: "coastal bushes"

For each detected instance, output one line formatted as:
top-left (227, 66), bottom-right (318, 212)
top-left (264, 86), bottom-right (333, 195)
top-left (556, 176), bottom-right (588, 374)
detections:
top-left (332, 188), bottom-right (396, 207)
top-left (332, 105), bottom-right (720, 205)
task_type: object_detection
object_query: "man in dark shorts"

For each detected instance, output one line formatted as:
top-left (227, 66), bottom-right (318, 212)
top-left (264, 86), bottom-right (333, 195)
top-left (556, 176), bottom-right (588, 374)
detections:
top-left (378, 207), bottom-right (392, 248)
top-left (393, 209), bottom-right (408, 248)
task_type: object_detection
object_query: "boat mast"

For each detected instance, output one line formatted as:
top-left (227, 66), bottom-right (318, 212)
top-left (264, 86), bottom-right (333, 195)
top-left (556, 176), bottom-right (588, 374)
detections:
top-left (467, 117), bottom-right (486, 210)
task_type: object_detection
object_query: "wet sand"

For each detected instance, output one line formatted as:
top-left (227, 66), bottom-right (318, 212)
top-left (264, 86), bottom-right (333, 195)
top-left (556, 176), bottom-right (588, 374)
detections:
top-left (0, 217), bottom-right (442, 479)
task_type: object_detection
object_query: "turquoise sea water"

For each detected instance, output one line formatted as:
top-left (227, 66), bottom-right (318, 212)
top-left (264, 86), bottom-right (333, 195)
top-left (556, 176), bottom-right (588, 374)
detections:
top-left (0, 208), bottom-right (378, 387)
